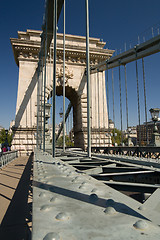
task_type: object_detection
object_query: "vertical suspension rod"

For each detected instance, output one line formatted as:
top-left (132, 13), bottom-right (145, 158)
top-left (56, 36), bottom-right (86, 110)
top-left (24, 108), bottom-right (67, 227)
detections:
top-left (112, 69), bottom-right (116, 146)
top-left (119, 62), bottom-right (123, 143)
top-left (36, 69), bottom-right (40, 149)
top-left (135, 48), bottom-right (141, 145)
top-left (43, 5), bottom-right (48, 152)
top-left (142, 57), bottom-right (148, 144)
top-left (85, 0), bottom-right (91, 158)
top-left (97, 70), bottom-right (100, 147)
top-left (49, 45), bottom-right (52, 126)
top-left (40, 54), bottom-right (43, 149)
top-left (106, 64), bottom-right (110, 122)
top-left (102, 71), bottom-right (105, 145)
top-left (52, 0), bottom-right (57, 158)
top-left (63, 0), bottom-right (66, 152)
top-left (106, 63), bottom-right (110, 143)
top-left (94, 73), bottom-right (97, 147)
top-left (124, 64), bottom-right (129, 131)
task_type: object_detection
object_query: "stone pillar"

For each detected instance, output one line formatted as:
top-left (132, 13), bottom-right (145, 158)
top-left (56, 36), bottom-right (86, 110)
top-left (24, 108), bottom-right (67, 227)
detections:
top-left (11, 30), bottom-right (114, 154)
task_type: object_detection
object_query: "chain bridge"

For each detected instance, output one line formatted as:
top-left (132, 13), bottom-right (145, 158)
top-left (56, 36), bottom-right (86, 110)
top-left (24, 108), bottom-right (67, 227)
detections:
top-left (0, 0), bottom-right (160, 239)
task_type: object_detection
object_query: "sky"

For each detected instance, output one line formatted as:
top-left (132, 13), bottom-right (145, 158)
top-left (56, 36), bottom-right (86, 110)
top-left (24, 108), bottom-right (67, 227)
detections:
top-left (0, 0), bottom-right (160, 130)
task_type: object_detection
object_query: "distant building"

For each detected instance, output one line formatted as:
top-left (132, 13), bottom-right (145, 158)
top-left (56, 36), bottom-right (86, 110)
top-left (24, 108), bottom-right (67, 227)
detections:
top-left (137, 121), bottom-right (160, 145)
top-left (109, 119), bottom-right (114, 129)
top-left (123, 126), bottom-right (137, 145)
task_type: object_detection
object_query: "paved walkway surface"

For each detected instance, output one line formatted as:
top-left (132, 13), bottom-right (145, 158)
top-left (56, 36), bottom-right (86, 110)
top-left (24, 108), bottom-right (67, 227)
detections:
top-left (0, 154), bottom-right (33, 240)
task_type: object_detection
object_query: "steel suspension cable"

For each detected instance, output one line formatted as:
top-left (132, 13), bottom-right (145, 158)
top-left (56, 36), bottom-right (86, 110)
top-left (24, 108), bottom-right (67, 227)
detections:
top-left (142, 57), bottom-right (148, 144)
top-left (106, 64), bottom-right (110, 144)
top-left (135, 49), bottom-right (141, 146)
top-left (97, 70), bottom-right (100, 146)
top-left (124, 64), bottom-right (129, 131)
top-left (52, 0), bottom-right (57, 158)
top-left (36, 70), bottom-right (40, 149)
top-left (119, 62), bottom-right (123, 144)
top-left (102, 71), bottom-right (105, 145)
top-left (49, 46), bottom-right (52, 126)
top-left (40, 56), bottom-right (43, 150)
top-left (94, 73), bottom-right (97, 147)
top-left (63, 0), bottom-right (66, 152)
top-left (112, 69), bottom-right (116, 146)
top-left (106, 64), bottom-right (110, 123)
top-left (90, 74), bottom-right (93, 147)
top-left (85, 0), bottom-right (91, 157)
top-left (43, 3), bottom-right (48, 152)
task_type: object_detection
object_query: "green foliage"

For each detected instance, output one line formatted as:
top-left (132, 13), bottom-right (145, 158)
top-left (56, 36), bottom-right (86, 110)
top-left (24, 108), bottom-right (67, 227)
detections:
top-left (0, 129), bottom-right (6, 144)
top-left (56, 135), bottom-right (74, 147)
top-left (111, 128), bottom-right (127, 146)
top-left (7, 132), bottom-right (13, 146)
top-left (0, 129), bottom-right (13, 146)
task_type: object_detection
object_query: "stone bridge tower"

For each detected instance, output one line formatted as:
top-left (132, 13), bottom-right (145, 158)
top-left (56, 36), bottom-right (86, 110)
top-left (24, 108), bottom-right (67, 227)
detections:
top-left (11, 30), bottom-right (114, 155)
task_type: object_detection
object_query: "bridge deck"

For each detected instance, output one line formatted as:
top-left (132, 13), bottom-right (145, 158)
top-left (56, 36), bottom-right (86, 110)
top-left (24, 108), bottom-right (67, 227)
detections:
top-left (32, 150), bottom-right (160, 240)
top-left (0, 154), bottom-right (33, 240)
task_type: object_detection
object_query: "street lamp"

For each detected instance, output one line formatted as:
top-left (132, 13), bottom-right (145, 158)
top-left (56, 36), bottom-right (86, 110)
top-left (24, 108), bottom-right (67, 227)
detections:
top-left (149, 108), bottom-right (160, 146)
top-left (59, 108), bottom-right (63, 118)
top-left (106, 132), bottom-right (117, 146)
top-left (128, 127), bottom-right (132, 146)
top-left (5, 129), bottom-right (8, 147)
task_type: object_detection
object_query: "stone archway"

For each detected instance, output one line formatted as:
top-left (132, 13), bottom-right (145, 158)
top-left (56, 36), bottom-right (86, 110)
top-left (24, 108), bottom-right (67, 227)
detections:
top-left (11, 29), bottom-right (114, 155)
top-left (55, 83), bottom-right (86, 150)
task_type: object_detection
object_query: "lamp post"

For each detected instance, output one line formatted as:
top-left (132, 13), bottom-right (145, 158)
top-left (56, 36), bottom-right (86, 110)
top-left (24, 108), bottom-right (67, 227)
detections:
top-left (149, 108), bottom-right (160, 146)
top-left (106, 132), bottom-right (117, 146)
top-left (5, 129), bottom-right (8, 147)
top-left (128, 127), bottom-right (132, 146)
top-left (59, 108), bottom-right (63, 118)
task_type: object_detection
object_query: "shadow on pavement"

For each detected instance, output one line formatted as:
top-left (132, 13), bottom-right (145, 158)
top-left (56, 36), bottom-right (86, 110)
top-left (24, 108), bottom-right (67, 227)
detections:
top-left (0, 153), bottom-right (33, 240)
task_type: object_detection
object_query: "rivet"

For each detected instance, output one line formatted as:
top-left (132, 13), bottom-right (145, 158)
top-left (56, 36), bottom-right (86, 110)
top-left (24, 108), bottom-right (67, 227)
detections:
top-left (79, 184), bottom-right (85, 189)
top-left (89, 193), bottom-right (98, 203)
top-left (55, 212), bottom-right (69, 221)
top-left (133, 220), bottom-right (148, 230)
top-left (138, 206), bottom-right (146, 211)
top-left (39, 192), bottom-right (46, 197)
top-left (63, 168), bottom-right (68, 172)
top-left (43, 232), bottom-right (60, 240)
top-left (67, 171), bottom-right (72, 177)
top-left (40, 205), bottom-right (52, 211)
top-left (91, 188), bottom-right (98, 193)
top-left (50, 196), bottom-right (57, 202)
top-left (106, 199), bottom-right (115, 207)
top-left (104, 207), bottom-right (116, 215)
top-left (72, 176), bottom-right (80, 182)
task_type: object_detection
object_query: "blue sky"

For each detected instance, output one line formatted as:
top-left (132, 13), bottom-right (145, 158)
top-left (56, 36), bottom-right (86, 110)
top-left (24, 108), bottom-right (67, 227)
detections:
top-left (0, 0), bottom-right (160, 130)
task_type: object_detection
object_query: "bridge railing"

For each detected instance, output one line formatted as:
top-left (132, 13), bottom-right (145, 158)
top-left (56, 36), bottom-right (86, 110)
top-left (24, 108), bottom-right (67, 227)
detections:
top-left (91, 146), bottom-right (160, 159)
top-left (0, 150), bottom-right (18, 169)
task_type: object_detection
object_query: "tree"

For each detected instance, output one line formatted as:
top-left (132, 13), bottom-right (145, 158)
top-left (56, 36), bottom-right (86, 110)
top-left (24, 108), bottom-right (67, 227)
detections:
top-left (111, 128), bottom-right (127, 146)
top-left (0, 129), bottom-right (13, 146)
top-left (56, 135), bottom-right (74, 147)
top-left (7, 132), bottom-right (13, 146)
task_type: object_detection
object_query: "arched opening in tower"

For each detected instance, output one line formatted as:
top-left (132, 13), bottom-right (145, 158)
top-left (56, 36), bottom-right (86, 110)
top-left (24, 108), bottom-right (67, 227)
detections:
top-left (47, 85), bottom-right (81, 148)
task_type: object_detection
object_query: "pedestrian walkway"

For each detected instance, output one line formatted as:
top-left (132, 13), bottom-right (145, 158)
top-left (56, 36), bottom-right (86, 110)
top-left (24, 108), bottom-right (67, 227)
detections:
top-left (0, 153), bottom-right (33, 240)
